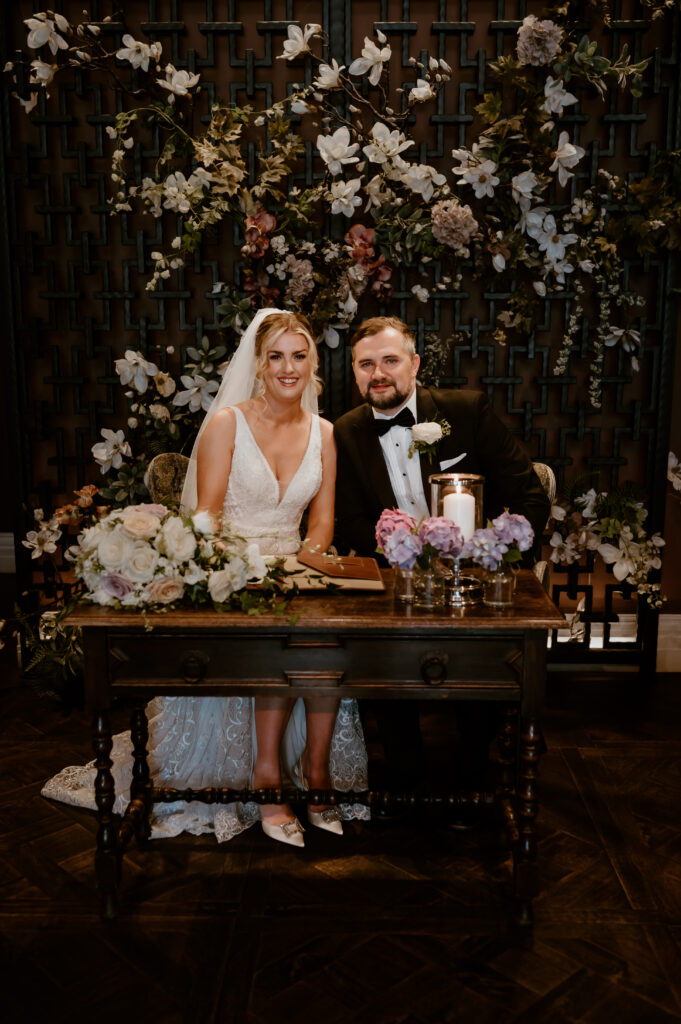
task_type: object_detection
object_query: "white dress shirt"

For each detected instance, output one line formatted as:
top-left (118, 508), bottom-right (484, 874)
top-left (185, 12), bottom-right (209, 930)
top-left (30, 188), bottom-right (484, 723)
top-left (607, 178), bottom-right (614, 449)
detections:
top-left (373, 390), bottom-right (430, 520)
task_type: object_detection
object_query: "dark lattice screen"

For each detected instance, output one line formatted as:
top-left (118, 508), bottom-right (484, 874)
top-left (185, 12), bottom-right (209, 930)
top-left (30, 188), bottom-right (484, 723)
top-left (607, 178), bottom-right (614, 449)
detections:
top-left (1, 0), bottom-right (679, 667)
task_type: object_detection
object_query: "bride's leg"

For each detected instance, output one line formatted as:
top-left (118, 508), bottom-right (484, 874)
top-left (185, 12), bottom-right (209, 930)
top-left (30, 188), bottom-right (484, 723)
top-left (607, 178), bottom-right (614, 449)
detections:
top-left (301, 697), bottom-right (340, 804)
top-left (253, 696), bottom-right (296, 826)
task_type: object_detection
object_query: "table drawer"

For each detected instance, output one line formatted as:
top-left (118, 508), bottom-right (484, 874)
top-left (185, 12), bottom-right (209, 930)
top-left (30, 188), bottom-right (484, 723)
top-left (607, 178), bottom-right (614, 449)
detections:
top-left (108, 632), bottom-right (524, 696)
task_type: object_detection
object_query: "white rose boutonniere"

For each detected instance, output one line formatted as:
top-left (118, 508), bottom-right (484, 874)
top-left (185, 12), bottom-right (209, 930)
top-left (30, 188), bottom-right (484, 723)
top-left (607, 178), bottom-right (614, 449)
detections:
top-left (408, 418), bottom-right (451, 459)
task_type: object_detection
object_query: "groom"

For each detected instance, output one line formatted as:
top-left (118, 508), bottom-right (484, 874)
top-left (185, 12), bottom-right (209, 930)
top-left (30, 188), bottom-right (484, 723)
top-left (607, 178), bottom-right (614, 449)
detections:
top-left (333, 316), bottom-right (549, 812)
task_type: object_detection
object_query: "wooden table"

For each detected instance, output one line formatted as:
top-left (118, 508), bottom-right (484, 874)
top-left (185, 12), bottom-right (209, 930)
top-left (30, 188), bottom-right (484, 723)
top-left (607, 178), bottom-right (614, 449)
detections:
top-left (68, 569), bottom-right (564, 922)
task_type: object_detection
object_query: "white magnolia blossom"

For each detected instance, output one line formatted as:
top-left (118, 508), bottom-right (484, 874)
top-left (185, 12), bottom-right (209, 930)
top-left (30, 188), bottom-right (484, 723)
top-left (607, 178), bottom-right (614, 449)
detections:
top-left (278, 23), bottom-right (321, 61)
top-left (364, 174), bottom-right (393, 210)
top-left (533, 281), bottom-right (547, 297)
top-left (328, 177), bottom-right (362, 217)
top-left (668, 452), bottom-right (681, 491)
top-left (536, 214), bottom-right (577, 262)
top-left (411, 284), bottom-right (430, 303)
top-left (400, 163), bottom-right (446, 202)
top-left (518, 205), bottom-right (548, 238)
top-left (362, 122), bottom-right (413, 165)
top-left (116, 35), bottom-right (162, 72)
top-left (161, 168), bottom-right (212, 213)
top-left (575, 488), bottom-right (600, 518)
top-left (314, 59), bottom-right (344, 90)
top-left (542, 76), bottom-right (578, 115)
top-left (156, 64), bottom-right (200, 102)
top-left (457, 158), bottom-right (499, 199)
top-left (604, 327), bottom-right (641, 369)
top-left (317, 126), bottom-right (360, 175)
top-left (492, 252), bottom-right (506, 273)
top-left (23, 517), bottom-right (62, 560)
top-left (597, 535), bottom-right (640, 582)
top-left (348, 37), bottom-right (392, 86)
top-left (115, 350), bottom-right (159, 393)
top-left (25, 15), bottom-right (69, 55)
top-left (16, 92), bottom-right (39, 113)
top-left (30, 58), bottom-right (56, 87)
top-left (410, 78), bottom-right (434, 102)
top-left (549, 531), bottom-right (580, 565)
top-left (91, 429), bottom-right (132, 475)
top-left (324, 326), bottom-right (341, 349)
top-left (549, 130), bottom-right (585, 187)
top-left (511, 170), bottom-right (538, 206)
top-left (172, 374), bottom-right (219, 413)
top-left (549, 258), bottom-right (574, 285)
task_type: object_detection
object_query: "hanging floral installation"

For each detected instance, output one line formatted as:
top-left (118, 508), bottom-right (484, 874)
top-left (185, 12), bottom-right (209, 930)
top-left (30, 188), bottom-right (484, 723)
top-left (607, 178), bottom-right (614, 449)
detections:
top-left (6, 4), bottom-right (680, 411)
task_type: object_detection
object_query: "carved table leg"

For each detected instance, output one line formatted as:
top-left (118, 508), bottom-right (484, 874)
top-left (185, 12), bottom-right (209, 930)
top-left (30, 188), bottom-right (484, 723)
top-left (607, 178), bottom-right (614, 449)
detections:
top-left (129, 703), bottom-right (152, 844)
top-left (496, 704), bottom-right (520, 844)
top-left (93, 710), bottom-right (119, 920)
top-left (514, 717), bottom-right (543, 926)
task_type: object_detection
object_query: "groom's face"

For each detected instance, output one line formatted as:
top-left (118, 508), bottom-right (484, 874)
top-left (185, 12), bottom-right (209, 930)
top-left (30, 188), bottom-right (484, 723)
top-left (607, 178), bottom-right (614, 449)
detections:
top-left (352, 328), bottom-right (420, 411)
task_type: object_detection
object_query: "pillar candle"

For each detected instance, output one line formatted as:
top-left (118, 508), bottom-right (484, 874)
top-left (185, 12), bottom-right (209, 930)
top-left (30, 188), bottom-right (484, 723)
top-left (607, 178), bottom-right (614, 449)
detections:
top-left (442, 490), bottom-right (476, 541)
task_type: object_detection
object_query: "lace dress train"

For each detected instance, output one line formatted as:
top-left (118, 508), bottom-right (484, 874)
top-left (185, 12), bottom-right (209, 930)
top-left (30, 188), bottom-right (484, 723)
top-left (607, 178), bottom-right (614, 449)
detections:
top-left (42, 410), bottom-right (369, 840)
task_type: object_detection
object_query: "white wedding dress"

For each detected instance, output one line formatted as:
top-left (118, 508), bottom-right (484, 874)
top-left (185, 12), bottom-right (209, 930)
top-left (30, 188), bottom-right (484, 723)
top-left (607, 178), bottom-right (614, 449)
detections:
top-left (42, 408), bottom-right (369, 841)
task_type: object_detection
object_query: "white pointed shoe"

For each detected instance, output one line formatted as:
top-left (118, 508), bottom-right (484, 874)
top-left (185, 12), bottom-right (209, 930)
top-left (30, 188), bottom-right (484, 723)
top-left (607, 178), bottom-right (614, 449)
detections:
top-left (293, 757), bottom-right (343, 836)
top-left (260, 816), bottom-right (305, 848)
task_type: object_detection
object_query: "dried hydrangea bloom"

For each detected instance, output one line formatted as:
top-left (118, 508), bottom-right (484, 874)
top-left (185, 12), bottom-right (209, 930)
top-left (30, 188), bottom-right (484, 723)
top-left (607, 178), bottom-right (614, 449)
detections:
top-left (517, 15), bottom-right (563, 67)
top-left (430, 199), bottom-right (478, 249)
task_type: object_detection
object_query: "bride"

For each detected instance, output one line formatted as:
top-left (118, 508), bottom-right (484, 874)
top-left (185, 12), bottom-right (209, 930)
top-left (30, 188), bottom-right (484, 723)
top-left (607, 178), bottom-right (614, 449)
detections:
top-left (42, 309), bottom-right (368, 846)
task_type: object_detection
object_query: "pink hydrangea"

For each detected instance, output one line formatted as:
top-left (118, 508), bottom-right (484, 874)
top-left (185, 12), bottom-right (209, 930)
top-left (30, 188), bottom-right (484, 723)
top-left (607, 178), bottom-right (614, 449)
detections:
top-left (417, 516), bottom-right (463, 557)
top-left (375, 508), bottom-right (418, 550)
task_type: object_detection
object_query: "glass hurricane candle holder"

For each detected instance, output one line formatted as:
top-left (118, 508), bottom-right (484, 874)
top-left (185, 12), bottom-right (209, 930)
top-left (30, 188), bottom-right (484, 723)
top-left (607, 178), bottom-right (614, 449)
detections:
top-left (429, 473), bottom-right (485, 606)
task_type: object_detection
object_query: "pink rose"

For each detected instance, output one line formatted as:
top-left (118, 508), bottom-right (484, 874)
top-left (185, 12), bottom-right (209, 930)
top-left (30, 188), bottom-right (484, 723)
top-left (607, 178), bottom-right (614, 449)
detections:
top-left (144, 576), bottom-right (185, 605)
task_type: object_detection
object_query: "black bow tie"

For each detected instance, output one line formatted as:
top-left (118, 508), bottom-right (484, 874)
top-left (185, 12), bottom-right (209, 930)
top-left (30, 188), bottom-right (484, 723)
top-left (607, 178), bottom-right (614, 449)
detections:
top-left (373, 407), bottom-right (416, 436)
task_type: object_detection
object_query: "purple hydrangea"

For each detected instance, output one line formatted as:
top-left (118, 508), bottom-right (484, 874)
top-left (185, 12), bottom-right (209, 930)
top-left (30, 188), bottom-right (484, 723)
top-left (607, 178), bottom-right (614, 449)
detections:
top-left (491, 511), bottom-right (534, 551)
top-left (375, 508), bottom-right (418, 550)
top-left (383, 527), bottom-right (423, 570)
top-left (101, 572), bottom-right (135, 599)
top-left (462, 528), bottom-right (509, 571)
top-left (417, 517), bottom-right (464, 558)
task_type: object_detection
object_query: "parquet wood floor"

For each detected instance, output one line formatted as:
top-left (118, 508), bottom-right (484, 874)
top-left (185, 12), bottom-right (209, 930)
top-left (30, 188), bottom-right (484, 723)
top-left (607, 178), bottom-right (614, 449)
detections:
top-left (1, 658), bottom-right (680, 1024)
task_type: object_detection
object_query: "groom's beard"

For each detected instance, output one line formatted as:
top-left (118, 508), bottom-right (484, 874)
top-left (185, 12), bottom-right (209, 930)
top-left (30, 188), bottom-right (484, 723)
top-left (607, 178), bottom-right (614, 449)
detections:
top-left (362, 379), bottom-right (413, 411)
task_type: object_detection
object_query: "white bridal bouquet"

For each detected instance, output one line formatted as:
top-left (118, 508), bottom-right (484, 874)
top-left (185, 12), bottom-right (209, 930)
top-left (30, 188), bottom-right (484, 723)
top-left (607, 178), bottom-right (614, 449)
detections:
top-left (68, 503), bottom-right (282, 612)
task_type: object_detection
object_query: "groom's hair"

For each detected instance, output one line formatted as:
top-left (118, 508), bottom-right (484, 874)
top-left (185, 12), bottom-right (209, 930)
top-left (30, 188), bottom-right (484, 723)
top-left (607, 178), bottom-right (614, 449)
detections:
top-left (350, 316), bottom-right (416, 357)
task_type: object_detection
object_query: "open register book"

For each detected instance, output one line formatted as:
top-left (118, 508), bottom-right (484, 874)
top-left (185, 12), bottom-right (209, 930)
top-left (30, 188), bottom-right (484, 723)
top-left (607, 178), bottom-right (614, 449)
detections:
top-left (283, 550), bottom-right (385, 591)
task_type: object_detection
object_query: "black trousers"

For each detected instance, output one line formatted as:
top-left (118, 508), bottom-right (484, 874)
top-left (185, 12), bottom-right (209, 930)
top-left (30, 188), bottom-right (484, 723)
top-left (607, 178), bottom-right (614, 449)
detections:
top-left (362, 699), bottom-right (498, 790)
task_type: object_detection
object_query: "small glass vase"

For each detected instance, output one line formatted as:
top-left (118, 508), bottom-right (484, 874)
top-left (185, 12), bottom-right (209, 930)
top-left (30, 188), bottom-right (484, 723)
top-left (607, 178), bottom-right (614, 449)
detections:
top-left (482, 565), bottom-right (516, 609)
top-left (414, 567), bottom-right (446, 610)
top-left (394, 567), bottom-right (415, 604)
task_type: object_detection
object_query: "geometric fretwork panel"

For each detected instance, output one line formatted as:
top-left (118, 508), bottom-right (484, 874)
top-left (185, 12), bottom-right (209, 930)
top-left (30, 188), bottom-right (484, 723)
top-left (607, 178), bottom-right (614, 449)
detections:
top-left (2, 1), bottom-right (679, 667)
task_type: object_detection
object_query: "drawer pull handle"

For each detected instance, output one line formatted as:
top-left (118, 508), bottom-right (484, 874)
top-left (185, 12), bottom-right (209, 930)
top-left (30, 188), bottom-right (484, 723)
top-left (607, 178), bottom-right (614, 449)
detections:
top-left (420, 651), bottom-right (449, 685)
top-left (180, 650), bottom-right (210, 682)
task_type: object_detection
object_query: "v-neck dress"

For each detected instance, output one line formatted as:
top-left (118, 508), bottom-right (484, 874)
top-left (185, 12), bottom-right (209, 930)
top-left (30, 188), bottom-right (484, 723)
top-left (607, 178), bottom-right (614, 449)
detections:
top-left (42, 408), bottom-right (369, 841)
top-left (223, 406), bottom-right (321, 556)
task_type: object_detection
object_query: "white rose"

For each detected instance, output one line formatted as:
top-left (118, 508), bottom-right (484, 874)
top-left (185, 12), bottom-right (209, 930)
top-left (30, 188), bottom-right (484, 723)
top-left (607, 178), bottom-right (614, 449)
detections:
top-left (123, 541), bottom-right (159, 582)
top-left (183, 560), bottom-right (207, 585)
top-left (208, 559), bottom-right (247, 603)
top-left (90, 588), bottom-right (114, 606)
top-left (244, 543), bottom-right (267, 581)
top-left (158, 516), bottom-right (197, 562)
top-left (144, 576), bottom-right (185, 604)
top-left (192, 511), bottom-right (214, 535)
top-left (97, 527), bottom-right (134, 569)
top-left (120, 506), bottom-right (162, 539)
top-left (411, 422), bottom-right (443, 445)
top-left (78, 523), bottom-right (104, 552)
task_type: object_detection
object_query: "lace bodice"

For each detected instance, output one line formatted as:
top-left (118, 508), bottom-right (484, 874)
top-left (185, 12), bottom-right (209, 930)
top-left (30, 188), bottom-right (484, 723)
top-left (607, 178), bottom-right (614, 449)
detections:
top-left (223, 407), bottom-right (322, 556)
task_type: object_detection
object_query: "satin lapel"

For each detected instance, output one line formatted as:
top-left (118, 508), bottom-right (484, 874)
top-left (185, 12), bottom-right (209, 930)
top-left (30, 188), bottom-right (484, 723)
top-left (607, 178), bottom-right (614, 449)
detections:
top-left (354, 405), bottom-right (397, 510)
top-left (416, 387), bottom-right (440, 511)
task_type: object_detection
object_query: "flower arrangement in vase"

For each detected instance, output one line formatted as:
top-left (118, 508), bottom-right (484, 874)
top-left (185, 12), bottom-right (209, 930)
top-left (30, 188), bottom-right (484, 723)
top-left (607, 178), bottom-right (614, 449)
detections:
top-left (462, 511), bottom-right (535, 608)
top-left (375, 509), bottom-right (463, 609)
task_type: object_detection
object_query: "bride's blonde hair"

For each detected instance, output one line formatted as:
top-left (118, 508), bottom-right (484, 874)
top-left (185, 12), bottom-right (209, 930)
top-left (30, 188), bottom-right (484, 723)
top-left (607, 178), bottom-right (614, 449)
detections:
top-left (252, 311), bottom-right (323, 399)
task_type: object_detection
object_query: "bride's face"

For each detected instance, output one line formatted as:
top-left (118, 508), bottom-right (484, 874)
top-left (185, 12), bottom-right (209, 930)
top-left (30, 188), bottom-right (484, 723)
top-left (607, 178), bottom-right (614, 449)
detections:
top-left (262, 331), bottom-right (312, 402)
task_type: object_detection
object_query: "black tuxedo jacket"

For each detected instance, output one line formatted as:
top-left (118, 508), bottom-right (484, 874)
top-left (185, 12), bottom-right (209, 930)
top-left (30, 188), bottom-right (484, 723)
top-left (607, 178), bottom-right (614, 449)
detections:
top-left (333, 386), bottom-right (549, 562)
